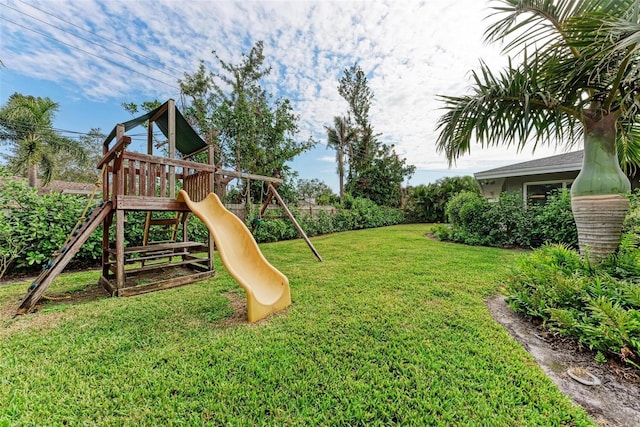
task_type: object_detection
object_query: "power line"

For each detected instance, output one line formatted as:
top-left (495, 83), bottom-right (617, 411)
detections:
top-left (0, 118), bottom-right (104, 137)
top-left (2, 2), bottom-right (183, 82)
top-left (0, 118), bottom-right (145, 140)
top-left (0, 16), bottom-right (179, 90)
top-left (16, 0), bottom-right (187, 77)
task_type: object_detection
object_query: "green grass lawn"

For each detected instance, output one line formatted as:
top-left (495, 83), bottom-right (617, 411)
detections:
top-left (0, 224), bottom-right (594, 426)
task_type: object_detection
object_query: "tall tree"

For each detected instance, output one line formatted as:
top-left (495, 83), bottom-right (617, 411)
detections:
top-left (338, 64), bottom-right (377, 177)
top-left (436, 0), bottom-right (639, 261)
top-left (325, 115), bottom-right (355, 199)
top-left (0, 93), bottom-right (84, 187)
top-left (336, 63), bottom-right (415, 205)
top-left (348, 144), bottom-right (415, 208)
top-left (338, 63), bottom-right (374, 129)
top-left (180, 41), bottom-right (314, 198)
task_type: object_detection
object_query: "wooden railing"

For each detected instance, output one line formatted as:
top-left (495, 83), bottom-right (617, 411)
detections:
top-left (99, 134), bottom-right (284, 208)
top-left (100, 136), bottom-right (215, 205)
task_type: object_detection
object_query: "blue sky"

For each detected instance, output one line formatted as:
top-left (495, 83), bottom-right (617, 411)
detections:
top-left (0, 0), bottom-right (567, 192)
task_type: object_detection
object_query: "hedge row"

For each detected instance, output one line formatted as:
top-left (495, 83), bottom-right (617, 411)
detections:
top-left (251, 197), bottom-right (405, 243)
top-left (0, 180), bottom-right (404, 278)
top-left (432, 190), bottom-right (579, 248)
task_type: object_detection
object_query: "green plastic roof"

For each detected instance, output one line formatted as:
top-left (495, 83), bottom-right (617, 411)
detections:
top-left (104, 100), bottom-right (207, 156)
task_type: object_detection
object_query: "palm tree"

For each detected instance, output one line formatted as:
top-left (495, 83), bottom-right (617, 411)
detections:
top-left (0, 93), bottom-right (84, 187)
top-left (436, 0), bottom-right (639, 261)
top-left (326, 115), bottom-right (355, 200)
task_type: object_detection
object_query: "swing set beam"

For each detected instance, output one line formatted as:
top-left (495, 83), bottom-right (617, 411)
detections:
top-left (268, 184), bottom-right (322, 262)
top-left (247, 183), bottom-right (322, 262)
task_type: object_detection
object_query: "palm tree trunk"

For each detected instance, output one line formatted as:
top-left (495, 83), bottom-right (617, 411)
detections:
top-left (27, 164), bottom-right (38, 188)
top-left (571, 112), bottom-right (631, 262)
top-left (338, 145), bottom-right (344, 200)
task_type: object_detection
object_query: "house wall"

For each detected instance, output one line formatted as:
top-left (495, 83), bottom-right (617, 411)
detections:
top-left (503, 171), bottom-right (579, 194)
top-left (479, 170), bottom-right (638, 203)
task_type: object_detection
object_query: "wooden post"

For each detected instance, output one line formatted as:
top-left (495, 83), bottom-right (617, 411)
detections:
top-left (114, 125), bottom-right (126, 293)
top-left (208, 145), bottom-right (215, 195)
top-left (168, 99), bottom-right (176, 199)
top-left (115, 209), bottom-right (125, 292)
top-left (207, 144), bottom-right (215, 271)
top-left (147, 121), bottom-right (154, 156)
top-left (101, 127), bottom-right (112, 286)
top-left (269, 184), bottom-right (323, 262)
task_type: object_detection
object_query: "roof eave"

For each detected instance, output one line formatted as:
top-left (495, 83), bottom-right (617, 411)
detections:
top-left (475, 163), bottom-right (582, 180)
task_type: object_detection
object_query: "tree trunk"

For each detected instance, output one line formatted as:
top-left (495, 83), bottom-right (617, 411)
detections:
top-left (570, 112), bottom-right (631, 262)
top-left (338, 145), bottom-right (344, 200)
top-left (214, 175), bottom-right (233, 201)
top-left (27, 164), bottom-right (38, 188)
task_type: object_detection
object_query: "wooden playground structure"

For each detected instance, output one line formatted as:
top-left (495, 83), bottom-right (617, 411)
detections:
top-left (18, 99), bottom-right (320, 313)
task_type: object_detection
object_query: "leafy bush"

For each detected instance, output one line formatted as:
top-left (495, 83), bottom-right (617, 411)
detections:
top-left (506, 244), bottom-right (640, 369)
top-left (0, 179), bottom-right (103, 275)
top-left (430, 223), bottom-right (453, 241)
top-left (1, 179), bottom-right (404, 277)
top-left (248, 197), bottom-right (405, 243)
top-left (332, 209), bottom-right (356, 232)
top-left (0, 180), bottom-right (214, 277)
top-left (405, 176), bottom-right (480, 223)
top-left (439, 189), bottom-right (578, 249)
top-left (536, 190), bottom-right (578, 247)
top-left (443, 191), bottom-right (494, 246)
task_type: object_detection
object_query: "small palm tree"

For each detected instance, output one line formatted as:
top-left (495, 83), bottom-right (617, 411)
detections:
top-left (0, 93), bottom-right (84, 187)
top-left (326, 115), bottom-right (356, 200)
top-left (436, 0), bottom-right (639, 260)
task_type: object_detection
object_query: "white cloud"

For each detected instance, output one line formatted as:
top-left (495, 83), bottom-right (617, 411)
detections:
top-left (0, 0), bottom-right (566, 184)
top-left (317, 155), bottom-right (335, 163)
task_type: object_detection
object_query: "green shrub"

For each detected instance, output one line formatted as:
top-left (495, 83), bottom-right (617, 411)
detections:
top-left (489, 192), bottom-right (532, 247)
top-left (332, 209), bottom-right (355, 232)
top-left (430, 223), bottom-right (453, 241)
top-left (537, 190), bottom-right (578, 247)
top-left (248, 197), bottom-right (404, 243)
top-left (1, 179), bottom-right (406, 276)
top-left (253, 219), bottom-right (294, 243)
top-left (0, 180), bottom-right (215, 276)
top-left (440, 189), bottom-right (577, 249)
top-left (0, 179), bottom-right (103, 274)
top-left (444, 191), bottom-right (494, 246)
top-left (405, 176), bottom-right (480, 223)
top-left (506, 244), bottom-right (640, 369)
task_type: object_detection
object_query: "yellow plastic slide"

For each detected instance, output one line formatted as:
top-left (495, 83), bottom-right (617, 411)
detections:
top-left (177, 190), bottom-right (291, 322)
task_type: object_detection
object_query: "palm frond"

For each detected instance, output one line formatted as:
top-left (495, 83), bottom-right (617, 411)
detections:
top-left (559, 12), bottom-right (639, 112)
top-left (438, 0), bottom-right (640, 166)
top-left (48, 134), bottom-right (87, 163)
top-left (435, 59), bottom-right (582, 164)
top-left (485, 0), bottom-right (638, 57)
top-left (617, 119), bottom-right (640, 175)
top-left (40, 151), bottom-right (55, 187)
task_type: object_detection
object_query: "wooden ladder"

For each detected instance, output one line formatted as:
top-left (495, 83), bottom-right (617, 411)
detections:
top-left (17, 201), bottom-right (114, 313)
top-left (142, 212), bottom-right (186, 246)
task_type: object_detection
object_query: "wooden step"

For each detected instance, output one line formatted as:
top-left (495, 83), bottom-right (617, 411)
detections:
top-left (106, 251), bottom-right (195, 265)
top-left (107, 241), bottom-right (207, 255)
top-left (116, 271), bottom-right (216, 297)
top-left (109, 258), bottom-right (210, 275)
top-left (147, 218), bottom-right (181, 226)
